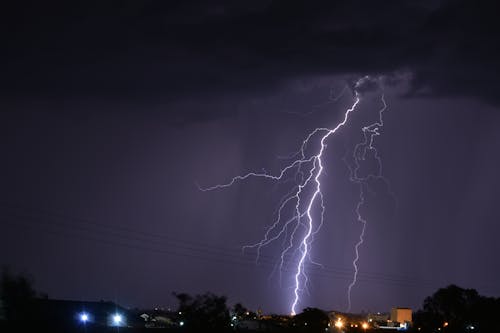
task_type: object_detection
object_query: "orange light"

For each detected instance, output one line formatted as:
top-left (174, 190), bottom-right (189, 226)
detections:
top-left (362, 322), bottom-right (369, 329)
top-left (335, 320), bottom-right (343, 328)
top-left (444, 322), bottom-right (449, 327)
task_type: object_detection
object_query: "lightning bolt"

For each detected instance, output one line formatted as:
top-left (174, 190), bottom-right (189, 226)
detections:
top-left (345, 93), bottom-right (389, 312)
top-left (199, 77), bottom-right (392, 315)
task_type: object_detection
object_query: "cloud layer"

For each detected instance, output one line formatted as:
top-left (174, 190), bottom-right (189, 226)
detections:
top-left (2, 0), bottom-right (499, 110)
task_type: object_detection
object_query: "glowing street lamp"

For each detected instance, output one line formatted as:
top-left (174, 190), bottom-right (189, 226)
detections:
top-left (79, 312), bottom-right (89, 323)
top-left (362, 322), bottom-right (369, 330)
top-left (113, 314), bottom-right (123, 325)
top-left (335, 319), bottom-right (343, 329)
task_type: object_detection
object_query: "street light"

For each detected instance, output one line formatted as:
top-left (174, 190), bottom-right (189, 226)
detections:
top-left (113, 314), bottom-right (123, 325)
top-left (79, 312), bottom-right (89, 323)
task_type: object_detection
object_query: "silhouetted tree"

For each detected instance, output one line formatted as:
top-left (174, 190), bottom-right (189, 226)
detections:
top-left (233, 302), bottom-right (248, 317)
top-left (174, 292), bottom-right (230, 332)
top-left (292, 307), bottom-right (329, 333)
top-left (413, 284), bottom-right (500, 333)
top-left (0, 268), bottom-right (37, 322)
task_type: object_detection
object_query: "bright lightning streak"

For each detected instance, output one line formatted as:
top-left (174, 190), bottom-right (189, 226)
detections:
top-left (199, 77), bottom-right (391, 315)
top-left (289, 95), bottom-right (360, 315)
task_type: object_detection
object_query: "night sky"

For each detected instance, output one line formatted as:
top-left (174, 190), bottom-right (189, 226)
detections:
top-left (1, 0), bottom-right (500, 315)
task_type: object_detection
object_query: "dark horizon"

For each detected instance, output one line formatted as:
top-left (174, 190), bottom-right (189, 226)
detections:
top-left (1, 0), bottom-right (500, 315)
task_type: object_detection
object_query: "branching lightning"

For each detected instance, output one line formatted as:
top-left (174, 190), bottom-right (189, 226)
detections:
top-left (345, 93), bottom-right (390, 312)
top-left (199, 76), bottom-right (392, 315)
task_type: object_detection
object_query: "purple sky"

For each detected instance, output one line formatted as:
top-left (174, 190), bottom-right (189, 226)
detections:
top-left (1, 0), bottom-right (500, 314)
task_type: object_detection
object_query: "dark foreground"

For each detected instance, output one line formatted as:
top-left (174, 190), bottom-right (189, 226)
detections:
top-left (0, 322), bottom-right (402, 333)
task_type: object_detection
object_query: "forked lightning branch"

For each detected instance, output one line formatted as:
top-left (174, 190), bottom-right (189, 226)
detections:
top-left (200, 76), bottom-right (391, 315)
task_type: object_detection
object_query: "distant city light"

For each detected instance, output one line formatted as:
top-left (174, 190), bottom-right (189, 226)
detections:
top-left (335, 319), bottom-right (343, 328)
top-left (113, 314), bottom-right (122, 324)
top-left (179, 321), bottom-right (184, 326)
top-left (362, 322), bottom-right (369, 329)
top-left (79, 313), bottom-right (89, 322)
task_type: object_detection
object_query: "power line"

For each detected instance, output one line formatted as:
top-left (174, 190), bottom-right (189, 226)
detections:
top-left (0, 205), bottom-right (446, 290)
top-left (0, 201), bottom-right (434, 285)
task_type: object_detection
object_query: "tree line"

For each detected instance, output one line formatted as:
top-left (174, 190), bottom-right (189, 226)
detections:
top-left (1, 268), bottom-right (500, 332)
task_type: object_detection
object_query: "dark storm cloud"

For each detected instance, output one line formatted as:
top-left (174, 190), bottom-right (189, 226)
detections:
top-left (2, 0), bottom-right (499, 117)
